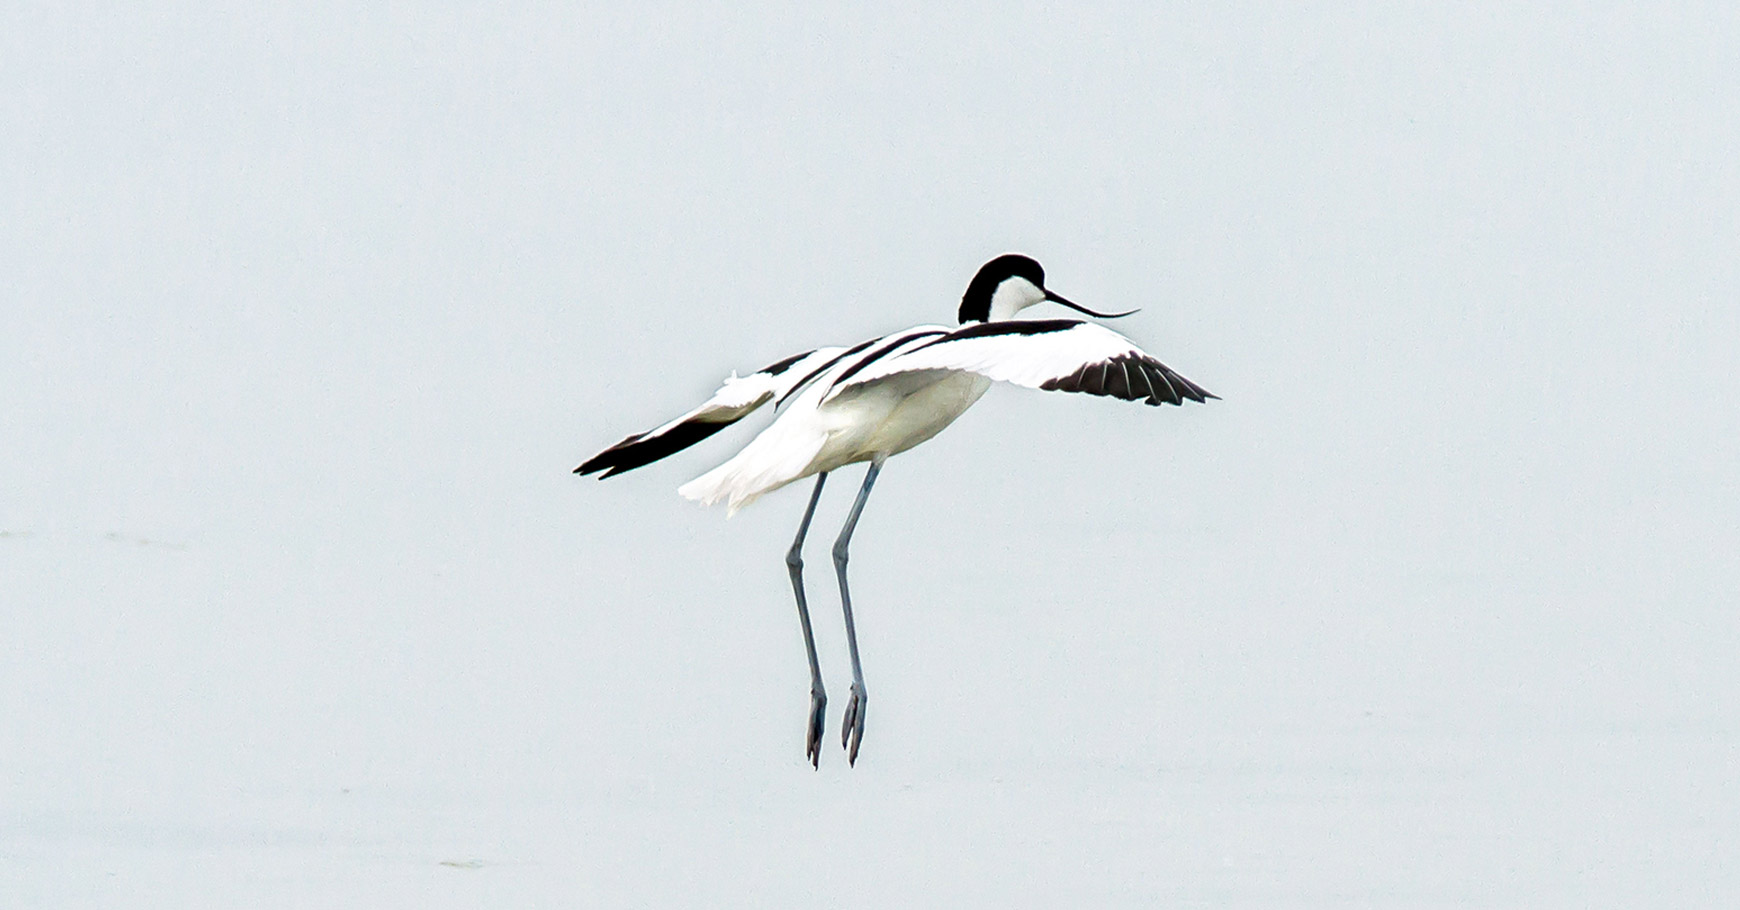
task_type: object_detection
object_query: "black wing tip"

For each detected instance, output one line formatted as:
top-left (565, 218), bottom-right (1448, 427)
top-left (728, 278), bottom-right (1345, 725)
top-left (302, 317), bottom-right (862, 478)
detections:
top-left (1168, 372), bottom-right (1218, 404)
top-left (574, 457), bottom-right (620, 478)
top-left (574, 453), bottom-right (610, 476)
top-left (574, 431), bottom-right (644, 477)
top-left (1042, 354), bottom-right (1218, 407)
top-left (573, 420), bottom-right (733, 480)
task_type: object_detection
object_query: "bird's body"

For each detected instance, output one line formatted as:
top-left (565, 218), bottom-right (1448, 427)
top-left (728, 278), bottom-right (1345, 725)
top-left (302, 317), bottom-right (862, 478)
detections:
top-left (577, 254), bottom-right (1216, 767)
top-left (677, 325), bottom-right (992, 511)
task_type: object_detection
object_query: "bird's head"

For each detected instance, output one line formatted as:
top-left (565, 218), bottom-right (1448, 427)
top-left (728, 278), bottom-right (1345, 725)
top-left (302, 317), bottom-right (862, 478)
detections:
top-left (957, 253), bottom-right (1137, 324)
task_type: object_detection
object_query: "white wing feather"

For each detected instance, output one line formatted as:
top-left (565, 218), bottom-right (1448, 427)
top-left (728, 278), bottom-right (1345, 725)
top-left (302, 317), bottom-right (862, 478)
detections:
top-left (824, 321), bottom-right (1214, 405)
top-left (576, 347), bottom-right (845, 477)
top-left (644, 350), bottom-right (840, 436)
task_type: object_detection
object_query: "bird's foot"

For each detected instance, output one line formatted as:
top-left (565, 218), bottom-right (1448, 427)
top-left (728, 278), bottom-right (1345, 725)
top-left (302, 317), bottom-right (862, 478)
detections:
top-left (805, 686), bottom-right (826, 769)
top-left (841, 682), bottom-right (867, 766)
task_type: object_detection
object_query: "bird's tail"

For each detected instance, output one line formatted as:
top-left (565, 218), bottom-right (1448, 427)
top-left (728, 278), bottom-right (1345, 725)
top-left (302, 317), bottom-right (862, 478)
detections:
top-left (678, 430), bottom-right (826, 516)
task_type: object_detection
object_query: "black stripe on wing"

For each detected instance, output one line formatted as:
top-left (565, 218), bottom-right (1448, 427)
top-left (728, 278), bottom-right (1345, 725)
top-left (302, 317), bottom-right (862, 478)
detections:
top-left (777, 336), bottom-right (882, 406)
top-left (831, 330), bottom-right (949, 386)
top-left (906, 319), bottom-right (1082, 353)
top-left (575, 420), bottom-right (733, 478)
top-left (1040, 354), bottom-right (1218, 406)
top-left (577, 348), bottom-right (821, 479)
top-left (758, 349), bottom-right (814, 376)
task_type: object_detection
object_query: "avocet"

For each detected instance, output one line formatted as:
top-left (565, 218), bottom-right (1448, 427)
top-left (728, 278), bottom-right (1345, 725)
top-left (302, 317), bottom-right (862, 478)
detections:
top-left (577, 254), bottom-right (1216, 766)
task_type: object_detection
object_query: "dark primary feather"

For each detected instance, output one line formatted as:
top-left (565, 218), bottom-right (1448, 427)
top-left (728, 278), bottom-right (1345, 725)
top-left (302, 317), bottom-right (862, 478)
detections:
top-left (575, 420), bottom-right (734, 478)
top-left (576, 349), bottom-right (825, 479)
top-left (1040, 353), bottom-right (1217, 406)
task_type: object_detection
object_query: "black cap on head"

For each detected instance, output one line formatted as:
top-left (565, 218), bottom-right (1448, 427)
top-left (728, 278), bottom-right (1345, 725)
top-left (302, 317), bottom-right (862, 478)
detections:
top-left (958, 254), bottom-right (1136, 323)
top-left (959, 254), bottom-right (1045, 323)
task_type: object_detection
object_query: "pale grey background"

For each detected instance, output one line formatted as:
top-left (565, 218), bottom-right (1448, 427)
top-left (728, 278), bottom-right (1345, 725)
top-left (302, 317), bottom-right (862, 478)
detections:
top-left (4, 3), bottom-right (1736, 907)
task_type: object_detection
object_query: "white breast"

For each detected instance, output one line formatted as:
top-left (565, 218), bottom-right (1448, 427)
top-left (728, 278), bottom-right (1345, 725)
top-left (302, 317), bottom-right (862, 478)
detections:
top-left (829, 369), bottom-right (993, 464)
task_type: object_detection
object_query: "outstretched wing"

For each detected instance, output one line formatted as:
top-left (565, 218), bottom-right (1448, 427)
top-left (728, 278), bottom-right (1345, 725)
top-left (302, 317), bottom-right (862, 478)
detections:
top-left (576, 347), bottom-right (845, 478)
top-left (825, 319), bottom-right (1217, 406)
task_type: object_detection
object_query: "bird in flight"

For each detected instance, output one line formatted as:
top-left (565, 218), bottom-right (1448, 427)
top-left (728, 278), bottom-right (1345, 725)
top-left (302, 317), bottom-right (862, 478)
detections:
top-left (577, 254), bottom-right (1217, 767)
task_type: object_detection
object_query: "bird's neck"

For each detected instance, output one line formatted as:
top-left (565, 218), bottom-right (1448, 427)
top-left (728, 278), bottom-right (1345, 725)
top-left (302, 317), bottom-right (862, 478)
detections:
top-left (984, 285), bottom-right (1038, 322)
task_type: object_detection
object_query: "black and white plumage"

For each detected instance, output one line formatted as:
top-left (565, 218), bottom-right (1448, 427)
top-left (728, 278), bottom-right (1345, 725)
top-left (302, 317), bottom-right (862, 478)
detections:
top-left (570, 347), bottom-right (835, 479)
top-left (577, 254), bottom-right (1217, 767)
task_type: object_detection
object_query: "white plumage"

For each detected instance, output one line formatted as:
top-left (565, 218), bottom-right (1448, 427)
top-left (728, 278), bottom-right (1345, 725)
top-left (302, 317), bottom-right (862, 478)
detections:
top-left (677, 325), bottom-right (981, 512)
top-left (576, 254), bottom-right (1216, 767)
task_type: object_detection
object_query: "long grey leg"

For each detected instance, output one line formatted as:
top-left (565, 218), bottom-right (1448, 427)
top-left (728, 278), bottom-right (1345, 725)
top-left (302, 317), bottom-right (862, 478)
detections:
top-left (786, 472), bottom-right (829, 768)
top-left (833, 458), bottom-right (883, 766)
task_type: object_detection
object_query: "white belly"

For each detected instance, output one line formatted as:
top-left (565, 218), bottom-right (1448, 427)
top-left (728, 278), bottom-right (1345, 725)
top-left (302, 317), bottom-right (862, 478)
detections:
top-left (679, 369), bottom-right (991, 513)
top-left (809, 370), bottom-right (991, 474)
